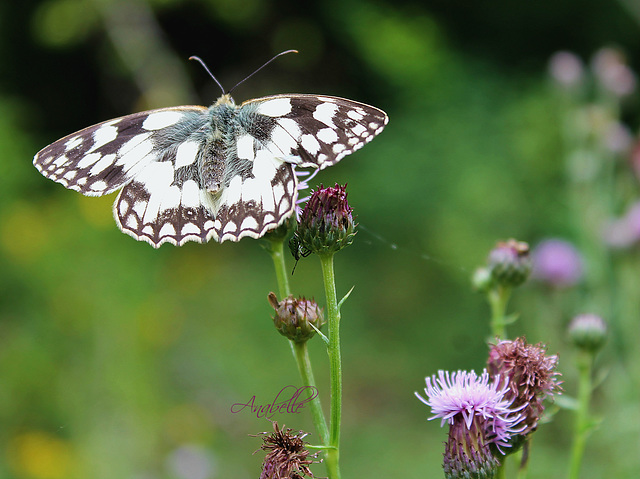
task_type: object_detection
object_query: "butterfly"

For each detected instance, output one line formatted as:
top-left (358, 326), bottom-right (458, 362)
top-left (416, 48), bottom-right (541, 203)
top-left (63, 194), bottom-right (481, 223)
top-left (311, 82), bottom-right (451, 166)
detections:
top-left (33, 58), bottom-right (388, 248)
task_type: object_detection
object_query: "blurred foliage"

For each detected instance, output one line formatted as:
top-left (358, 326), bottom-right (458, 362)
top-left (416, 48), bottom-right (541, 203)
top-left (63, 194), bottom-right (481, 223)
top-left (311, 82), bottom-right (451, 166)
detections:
top-left (1, 0), bottom-right (640, 478)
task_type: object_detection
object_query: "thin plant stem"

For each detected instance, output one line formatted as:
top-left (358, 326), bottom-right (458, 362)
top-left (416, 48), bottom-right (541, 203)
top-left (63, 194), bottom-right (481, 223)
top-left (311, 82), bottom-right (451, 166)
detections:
top-left (488, 285), bottom-right (512, 339)
top-left (319, 252), bottom-right (342, 479)
top-left (267, 237), bottom-right (291, 299)
top-left (568, 351), bottom-right (593, 479)
top-left (266, 238), bottom-right (330, 446)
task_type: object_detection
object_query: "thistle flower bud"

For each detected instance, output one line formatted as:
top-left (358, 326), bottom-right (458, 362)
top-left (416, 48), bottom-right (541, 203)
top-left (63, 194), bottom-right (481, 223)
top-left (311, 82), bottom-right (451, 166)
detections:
top-left (568, 314), bottom-right (607, 353)
top-left (487, 239), bottom-right (531, 288)
top-left (294, 183), bottom-right (356, 256)
top-left (268, 293), bottom-right (325, 344)
top-left (487, 338), bottom-right (562, 441)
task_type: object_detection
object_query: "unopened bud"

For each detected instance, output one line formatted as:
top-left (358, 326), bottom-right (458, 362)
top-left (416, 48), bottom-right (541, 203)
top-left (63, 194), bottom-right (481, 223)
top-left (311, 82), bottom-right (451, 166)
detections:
top-left (268, 293), bottom-right (325, 343)
top-left (568, 314), bottom-right (607, 353)
top-left (293, 183), bottom-right (356, 256)
top-left (488, 239), bottom-right (531, 287)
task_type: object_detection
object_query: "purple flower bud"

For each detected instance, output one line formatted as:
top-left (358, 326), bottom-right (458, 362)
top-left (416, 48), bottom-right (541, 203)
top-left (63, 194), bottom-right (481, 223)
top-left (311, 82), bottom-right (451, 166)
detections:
top-left (548, 51), bottom-right (584, 88)
top-left (531, 239), bottom-right (584, 288)
top-left (591, 48), bottom-right (637, 97)
top-left (293, 183), bottom-right (356, 256)
top-left (487, 239), bottom-right (531, 288)
top-left (603, 201), bottom-right (640, 248)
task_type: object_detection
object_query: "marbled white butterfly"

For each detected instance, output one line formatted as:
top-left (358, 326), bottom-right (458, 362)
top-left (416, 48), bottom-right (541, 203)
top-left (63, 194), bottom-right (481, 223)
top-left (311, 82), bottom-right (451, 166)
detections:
top-left (33, 56), bottom-right (388, 248)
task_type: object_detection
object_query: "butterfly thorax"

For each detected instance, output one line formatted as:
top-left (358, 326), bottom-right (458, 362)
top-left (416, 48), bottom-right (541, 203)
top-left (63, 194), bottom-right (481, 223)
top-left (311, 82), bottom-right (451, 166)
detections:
top-left (200, 95), bottom-right (240, 194)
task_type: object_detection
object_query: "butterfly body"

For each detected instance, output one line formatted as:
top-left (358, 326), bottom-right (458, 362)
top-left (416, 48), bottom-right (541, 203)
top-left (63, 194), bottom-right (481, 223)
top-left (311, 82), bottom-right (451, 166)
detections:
top-left (34, 92), bottom-right (387, 247)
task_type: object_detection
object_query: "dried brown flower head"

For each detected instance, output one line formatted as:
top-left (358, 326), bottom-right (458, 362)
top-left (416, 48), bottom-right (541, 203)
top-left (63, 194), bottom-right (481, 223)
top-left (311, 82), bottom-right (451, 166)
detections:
top-left (487, 337), bottom-right (562, 436)
top-left (254, 422), bottom-right (319, 479)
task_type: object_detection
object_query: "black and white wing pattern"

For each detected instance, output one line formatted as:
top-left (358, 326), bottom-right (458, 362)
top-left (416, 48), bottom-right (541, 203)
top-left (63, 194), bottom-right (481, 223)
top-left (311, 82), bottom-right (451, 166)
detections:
top-left (33, 93), bottom-right (388, 247)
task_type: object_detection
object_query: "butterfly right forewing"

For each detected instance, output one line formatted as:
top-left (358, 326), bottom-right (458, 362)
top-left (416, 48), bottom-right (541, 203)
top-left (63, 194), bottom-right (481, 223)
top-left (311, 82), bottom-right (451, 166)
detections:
top-left (239, 94), bottom-right (388, 170)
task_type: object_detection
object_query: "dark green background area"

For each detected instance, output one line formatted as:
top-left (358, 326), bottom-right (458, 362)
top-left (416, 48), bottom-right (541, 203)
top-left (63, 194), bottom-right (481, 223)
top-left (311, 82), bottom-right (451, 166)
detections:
top-left (1, 0), bottom-right (638, 478)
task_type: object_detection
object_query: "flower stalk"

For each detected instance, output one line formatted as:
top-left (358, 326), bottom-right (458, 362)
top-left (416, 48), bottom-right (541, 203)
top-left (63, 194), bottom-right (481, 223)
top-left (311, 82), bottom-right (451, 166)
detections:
top-left (568, 350), bottom-right (593, 479)
top-left (319, 252), bottom-right (342, 479)
top-left (265, 235), bottom-right (329, 447)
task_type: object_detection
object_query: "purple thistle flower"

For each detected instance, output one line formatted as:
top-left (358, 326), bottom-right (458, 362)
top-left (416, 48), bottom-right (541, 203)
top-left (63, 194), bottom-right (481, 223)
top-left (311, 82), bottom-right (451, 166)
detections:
top-left (416, 370), bottom-right (525, 478)
top-left (531, 239), bottom-right (584, 288)
top-left (416, 370), bottom-right (525, 453)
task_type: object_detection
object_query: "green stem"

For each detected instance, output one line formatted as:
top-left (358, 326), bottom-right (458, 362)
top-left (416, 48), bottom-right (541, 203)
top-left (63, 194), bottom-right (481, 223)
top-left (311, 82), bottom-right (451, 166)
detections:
top-left (496, 462), bottom-right (507, 479)
top-left (266, 238), bottom-right (329, 446)
top-left (488, 285), bottom-right (511, 339)
top-left (267, 237), bottom-right (291, 299)
top-left (319, 253), bottom-right (342, 479)
top-left (568, 351), bottom-right (593, 479)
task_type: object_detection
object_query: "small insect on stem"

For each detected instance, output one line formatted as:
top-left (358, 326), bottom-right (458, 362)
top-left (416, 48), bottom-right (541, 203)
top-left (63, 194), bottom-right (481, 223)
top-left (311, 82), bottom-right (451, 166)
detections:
top-left (189, 50), bottom-right (299, 95)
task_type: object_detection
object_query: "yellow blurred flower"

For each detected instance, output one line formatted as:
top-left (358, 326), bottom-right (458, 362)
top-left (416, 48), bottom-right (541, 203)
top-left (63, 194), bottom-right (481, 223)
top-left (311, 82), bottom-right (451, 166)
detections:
top-left (8, 431), bottom-right (74, 479)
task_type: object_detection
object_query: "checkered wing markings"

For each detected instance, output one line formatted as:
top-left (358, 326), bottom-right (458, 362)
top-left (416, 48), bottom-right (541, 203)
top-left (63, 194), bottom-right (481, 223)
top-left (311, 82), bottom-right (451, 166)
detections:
top-left (115, 178), bottom-right (217, 247)
top-left (33, 106), bottom-right (208, 195)
top-left (211, 162), bottom-right (297, 242)
top-left (242, 94), bottom-right (389, 169)
top-left (33, 106), bottom-right (216, 247)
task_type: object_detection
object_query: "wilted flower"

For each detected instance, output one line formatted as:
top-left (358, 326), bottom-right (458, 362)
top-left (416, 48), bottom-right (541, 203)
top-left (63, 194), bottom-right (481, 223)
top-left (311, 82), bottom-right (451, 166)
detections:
top-left (416, 370), bottom-right (525, 479)
top-left (548, 51), bottom-right (585, 88)
top-left (531, 239), bottom-right (584, 288)
top-left (292, 183), bottom-right (356, 256)
top-left (268, 293), bottom-right (325, 344)
top-left (487, 338), bottom-right (562, 438)
top-left (487, 239), bottom-right (531, 288)
top-left (568, 314), bottom-right (608, 353)
top-left (254, 422), bottom-right (319, 479)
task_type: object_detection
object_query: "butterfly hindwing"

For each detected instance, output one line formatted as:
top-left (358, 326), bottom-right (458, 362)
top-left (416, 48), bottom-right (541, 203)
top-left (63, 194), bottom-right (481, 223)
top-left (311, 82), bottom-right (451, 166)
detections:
top-left (33, 93), bottom-right (388, 247)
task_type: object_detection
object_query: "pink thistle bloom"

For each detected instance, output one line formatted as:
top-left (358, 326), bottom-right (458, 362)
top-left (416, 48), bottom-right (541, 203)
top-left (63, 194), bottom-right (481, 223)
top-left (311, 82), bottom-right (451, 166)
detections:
top-left (416, 370), bottom-right (525, 453)
top-left (531, 239), bottom-right (584, 288)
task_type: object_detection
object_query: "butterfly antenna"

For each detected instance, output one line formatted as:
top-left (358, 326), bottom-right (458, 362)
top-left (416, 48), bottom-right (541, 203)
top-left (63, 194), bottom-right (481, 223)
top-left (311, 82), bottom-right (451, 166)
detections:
top-left (228, 49), bottom-right (298, 95)
top-left (189, 56), bottom-right (226, 95)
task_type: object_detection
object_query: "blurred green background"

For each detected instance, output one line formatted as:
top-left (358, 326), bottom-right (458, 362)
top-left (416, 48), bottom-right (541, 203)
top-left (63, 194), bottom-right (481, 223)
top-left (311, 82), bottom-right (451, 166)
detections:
top-left (1, 0), bottom-right (639, 477)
